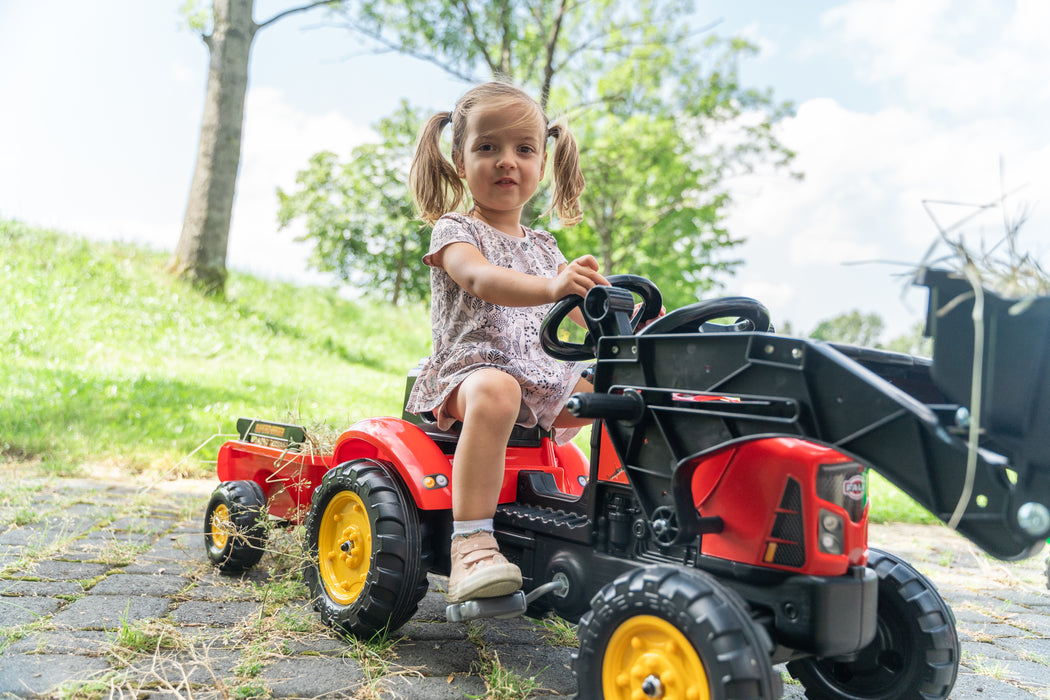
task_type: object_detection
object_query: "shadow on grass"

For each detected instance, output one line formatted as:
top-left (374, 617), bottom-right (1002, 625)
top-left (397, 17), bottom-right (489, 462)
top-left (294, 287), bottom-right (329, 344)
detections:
top-left (232, 301), bottom-right (395, 374)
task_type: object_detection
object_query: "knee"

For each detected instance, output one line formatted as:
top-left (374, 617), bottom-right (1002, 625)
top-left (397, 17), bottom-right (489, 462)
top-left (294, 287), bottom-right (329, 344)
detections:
top-left (463, 371), bottom-right (522, 425)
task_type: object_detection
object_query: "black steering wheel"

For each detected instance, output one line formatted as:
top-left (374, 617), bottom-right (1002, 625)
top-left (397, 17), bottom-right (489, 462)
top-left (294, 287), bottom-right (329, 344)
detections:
top-left (638, 296), bottom-right (772, 336)
top-left (540, 274), bottom-right (662, 361)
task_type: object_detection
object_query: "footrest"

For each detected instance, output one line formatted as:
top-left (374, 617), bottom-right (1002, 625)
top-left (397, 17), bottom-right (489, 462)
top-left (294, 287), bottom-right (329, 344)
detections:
top-left (445, 591), bottom-right (527, 623)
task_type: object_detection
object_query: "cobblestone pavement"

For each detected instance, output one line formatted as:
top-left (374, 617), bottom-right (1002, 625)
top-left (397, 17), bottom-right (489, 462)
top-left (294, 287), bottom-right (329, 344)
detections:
top-left (1, 477), bottom-right (1048, 699)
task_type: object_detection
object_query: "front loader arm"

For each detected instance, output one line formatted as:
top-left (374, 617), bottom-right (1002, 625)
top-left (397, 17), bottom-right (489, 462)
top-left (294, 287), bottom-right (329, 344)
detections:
top-left (580, 269), bottom-right (1050, 561)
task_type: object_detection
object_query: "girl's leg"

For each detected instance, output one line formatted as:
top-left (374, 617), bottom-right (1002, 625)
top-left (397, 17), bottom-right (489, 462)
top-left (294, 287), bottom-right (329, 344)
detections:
top-left (446, 368), bottom-right (522, 520)
top-left (443, 368), bottom-right (524, 601)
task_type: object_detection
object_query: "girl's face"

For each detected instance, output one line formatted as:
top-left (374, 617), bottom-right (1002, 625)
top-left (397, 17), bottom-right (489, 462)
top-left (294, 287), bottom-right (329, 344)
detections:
top-left (455, 102), bottom-right (547, 226)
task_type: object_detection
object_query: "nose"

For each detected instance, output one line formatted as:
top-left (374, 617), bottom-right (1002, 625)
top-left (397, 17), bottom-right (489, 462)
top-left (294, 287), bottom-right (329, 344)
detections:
top-left (496, 148), bottom-right (516, 169)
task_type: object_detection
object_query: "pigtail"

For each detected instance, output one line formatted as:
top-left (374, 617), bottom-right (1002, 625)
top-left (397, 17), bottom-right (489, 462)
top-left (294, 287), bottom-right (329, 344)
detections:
top-left (409, 111), bottom-right (465, 225)
top-left (546, 119), bottom-right (585, 226)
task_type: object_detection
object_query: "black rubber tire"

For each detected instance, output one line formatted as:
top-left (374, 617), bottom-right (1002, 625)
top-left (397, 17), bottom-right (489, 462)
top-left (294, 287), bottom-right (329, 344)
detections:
top-left (573, 565), bottom-right (781, 700)
top-left (203, 480), bottom-right (268, 574)
top-left (787, 548), bottom-right (959, 700)
top-left (304, 459), bottom-right (431, 638)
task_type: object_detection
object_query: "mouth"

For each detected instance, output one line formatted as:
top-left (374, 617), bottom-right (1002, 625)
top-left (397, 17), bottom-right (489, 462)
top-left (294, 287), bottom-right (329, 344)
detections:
top-left (495, 178), bottom-right (517, 186)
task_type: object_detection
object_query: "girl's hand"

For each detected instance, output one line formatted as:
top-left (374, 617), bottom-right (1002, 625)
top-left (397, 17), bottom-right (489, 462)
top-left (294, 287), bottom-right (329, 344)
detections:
top-left (635, 302), bottom-right (667, 330)
top-left (549, 255), bottom-right (608, 301)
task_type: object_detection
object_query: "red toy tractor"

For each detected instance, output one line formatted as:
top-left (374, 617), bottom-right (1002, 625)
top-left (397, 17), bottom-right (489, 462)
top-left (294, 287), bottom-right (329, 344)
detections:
top-left (203, 270), bottom-right (1050, 700)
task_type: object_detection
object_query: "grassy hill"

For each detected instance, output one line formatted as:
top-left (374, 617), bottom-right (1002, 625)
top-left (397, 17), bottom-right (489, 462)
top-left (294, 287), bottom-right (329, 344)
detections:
top-left (0, 219), bottom-right (934, 522)
top-left (1, 219), bottom-right (431, 478)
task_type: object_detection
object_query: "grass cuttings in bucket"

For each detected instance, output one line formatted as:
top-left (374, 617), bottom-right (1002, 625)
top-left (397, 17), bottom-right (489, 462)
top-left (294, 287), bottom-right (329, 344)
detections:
top-left (919, 188), bottom-right (1049, 299)
top-left (917, 186), bottom-right (1047, 530)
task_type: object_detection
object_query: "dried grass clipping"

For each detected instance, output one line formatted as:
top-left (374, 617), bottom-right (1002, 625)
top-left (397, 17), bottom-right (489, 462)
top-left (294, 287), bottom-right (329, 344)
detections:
top-left (916, 168), bottom-right (1045, 530)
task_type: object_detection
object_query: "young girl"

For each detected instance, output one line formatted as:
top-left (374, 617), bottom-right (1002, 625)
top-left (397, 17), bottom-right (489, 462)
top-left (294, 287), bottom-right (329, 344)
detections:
top-left (404, 81), bottom-right (606, 603)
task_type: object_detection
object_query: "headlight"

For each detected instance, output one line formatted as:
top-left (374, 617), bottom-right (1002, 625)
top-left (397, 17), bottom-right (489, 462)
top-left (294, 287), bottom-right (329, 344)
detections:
top-left (818, 508), bottom-right (844, 555)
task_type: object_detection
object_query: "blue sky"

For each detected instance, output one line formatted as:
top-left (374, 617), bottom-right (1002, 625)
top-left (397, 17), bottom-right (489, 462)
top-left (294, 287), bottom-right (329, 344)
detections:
top-left (2, 0), bottom-right (1048, 339)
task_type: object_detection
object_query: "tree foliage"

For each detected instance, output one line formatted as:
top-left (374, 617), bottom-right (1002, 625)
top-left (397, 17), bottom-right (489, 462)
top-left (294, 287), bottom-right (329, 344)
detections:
top-left (277, 103), bottom-right (431, 305)
top-left (285, 0), bottom-right (797, 308)
top-left (810, 310), bottom-right (886, 347)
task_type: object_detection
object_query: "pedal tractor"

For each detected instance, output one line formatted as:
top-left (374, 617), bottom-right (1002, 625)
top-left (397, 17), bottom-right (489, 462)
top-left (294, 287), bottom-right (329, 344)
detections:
top-left (204, 270), bottom-right (1050, 700)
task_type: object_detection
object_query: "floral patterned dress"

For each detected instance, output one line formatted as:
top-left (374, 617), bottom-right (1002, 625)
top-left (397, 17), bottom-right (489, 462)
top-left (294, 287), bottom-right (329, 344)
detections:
top-left (404, 213), bottom-right (583, 443)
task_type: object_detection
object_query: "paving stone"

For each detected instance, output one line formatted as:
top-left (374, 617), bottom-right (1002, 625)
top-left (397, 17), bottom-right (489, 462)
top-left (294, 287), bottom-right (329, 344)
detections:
top-left (474, 617), bottom-right (547, 645)
top-left (169, 599), bottom-right (262, 626)
top-left (50, 594), bottom-right (170, 631)
top-left (963, 640), bottom-right (1025, 661)
top-left (0, 579), bottom-right (84, 596)
top-left (127, 649), bottom-right (239, 688)
top-left (79, 529), bottom-right (154, 545)
top-left (258, 655), bottom-right (366, 697)
top-left (3, 486), bottom-right (1050, 700)
top-left (0, 595), bottom-right (62, 625)
top-left (952, 669), bottom-right (1046, 699)
top-left (0, 527), bottom-right (50, 547)
top-left (958, 620), bottom-right (1033, 639)
top-left (997, 636), bottom-right (1050, 663)
top-left (0, 653), bottom-right (111, 696)
top-left (399, 619), bottom-right (468, 642)
top-left (5, 630), bottom-right (110, 655)
top-left (20, 559), bottom-right (111, 582)
top-left (89, 573), bottom-right (190, 597)
top-left (122, 559), bottom-right (199, 576)
top-left (376, 672), bottom-right (490, 699)
top-left (178, 578), bottom-right (258, 602)
top-left (389, 639), bottom-right (479, 676)
top-left (109, 516), bottom-right (175, 533)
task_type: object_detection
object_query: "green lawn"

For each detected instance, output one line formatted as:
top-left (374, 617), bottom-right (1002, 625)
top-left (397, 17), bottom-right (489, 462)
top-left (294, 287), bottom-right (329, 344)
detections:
top-left (0, 219), bottom-right (935, 522)
top-left (1, 219), bottom-right (431, 477)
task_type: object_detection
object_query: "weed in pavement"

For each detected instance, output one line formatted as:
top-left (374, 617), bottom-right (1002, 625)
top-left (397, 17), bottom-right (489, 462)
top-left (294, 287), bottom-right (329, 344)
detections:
top-left (536, 615), bottom-right (578, 647)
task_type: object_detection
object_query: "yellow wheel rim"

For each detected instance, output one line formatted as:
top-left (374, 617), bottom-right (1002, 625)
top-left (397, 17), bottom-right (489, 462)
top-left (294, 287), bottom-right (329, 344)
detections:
top-left (602, 614), bottom-right (711, 700)
top-left (210, 503), bottom-right (231, 550)
top-left (317, 490), bottom-right (372, 606)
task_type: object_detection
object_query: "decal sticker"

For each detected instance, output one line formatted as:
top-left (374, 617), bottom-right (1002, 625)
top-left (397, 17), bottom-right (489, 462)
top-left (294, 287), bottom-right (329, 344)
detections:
top-left (843, 474), bottom-right (865, 501)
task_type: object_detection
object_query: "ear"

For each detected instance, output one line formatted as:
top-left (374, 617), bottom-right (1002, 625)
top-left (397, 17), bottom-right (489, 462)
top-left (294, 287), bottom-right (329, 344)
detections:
top-left (454, 150), bottom-right (466, 178)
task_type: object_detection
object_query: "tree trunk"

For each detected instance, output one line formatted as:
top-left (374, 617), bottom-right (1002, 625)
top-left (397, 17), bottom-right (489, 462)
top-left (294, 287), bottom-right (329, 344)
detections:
top-left (170, 0), bottom-right (256, 296)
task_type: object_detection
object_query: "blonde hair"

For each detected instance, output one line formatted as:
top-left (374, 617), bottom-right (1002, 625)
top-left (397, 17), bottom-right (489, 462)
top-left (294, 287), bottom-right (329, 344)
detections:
top-left (409, 81), bottom-right (585, 226)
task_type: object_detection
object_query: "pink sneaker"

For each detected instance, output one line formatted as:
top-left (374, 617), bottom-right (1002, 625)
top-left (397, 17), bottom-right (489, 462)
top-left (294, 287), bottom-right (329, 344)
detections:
top-left (447, 531), bottom-right (522, 603)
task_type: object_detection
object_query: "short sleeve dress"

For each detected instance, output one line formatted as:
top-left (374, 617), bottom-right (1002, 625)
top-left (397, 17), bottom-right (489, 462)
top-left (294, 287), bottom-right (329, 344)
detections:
top-left (404, 213), bottom-right (584, 444)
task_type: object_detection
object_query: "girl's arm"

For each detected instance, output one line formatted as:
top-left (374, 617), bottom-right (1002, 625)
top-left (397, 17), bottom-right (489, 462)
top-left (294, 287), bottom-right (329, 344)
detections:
top-left (439, 242), bottom-right (607, 307)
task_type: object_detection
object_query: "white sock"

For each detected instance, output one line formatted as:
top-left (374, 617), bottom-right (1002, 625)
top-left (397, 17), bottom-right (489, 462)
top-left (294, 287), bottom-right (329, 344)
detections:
top-left (452, 518), bottom-right (494, 541)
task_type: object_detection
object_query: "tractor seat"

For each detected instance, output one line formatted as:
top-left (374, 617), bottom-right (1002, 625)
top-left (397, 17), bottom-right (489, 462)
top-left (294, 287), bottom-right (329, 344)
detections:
top-left (402, 361), bottom-right (552, 452)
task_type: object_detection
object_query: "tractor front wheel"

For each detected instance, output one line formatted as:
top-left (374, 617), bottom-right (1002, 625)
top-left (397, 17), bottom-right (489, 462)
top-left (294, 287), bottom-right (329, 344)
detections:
top-left (304, 459), bottom-right (430, 638)
top-left (203, 480), bottom-right (268, 574)
top-left (574, 565), bottom-right (780, 700)
top-left (787, 548), bottom-right (959, 700)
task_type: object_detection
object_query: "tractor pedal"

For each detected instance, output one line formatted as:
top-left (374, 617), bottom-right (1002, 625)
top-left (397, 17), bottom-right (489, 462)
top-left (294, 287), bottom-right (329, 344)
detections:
top-left (445, 591), bottom-right (527, 623)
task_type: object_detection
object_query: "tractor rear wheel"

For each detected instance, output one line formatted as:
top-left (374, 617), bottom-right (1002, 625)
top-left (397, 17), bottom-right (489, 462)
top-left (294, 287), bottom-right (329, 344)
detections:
top-left (574, 565), bottom-right (781, 699)
top-left (787, 548), bottom-right (959, 700)
top-left (304, 459), bottom-right (431, 638)
top-left (203, 480), bottom-right (267, 574)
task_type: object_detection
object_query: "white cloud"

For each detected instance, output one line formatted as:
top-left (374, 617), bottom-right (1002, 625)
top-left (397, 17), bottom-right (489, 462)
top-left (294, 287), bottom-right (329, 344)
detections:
top-left (821, 0), bottom-right (1050, 119)
top-left (226, 86), bottom-right (375, 283)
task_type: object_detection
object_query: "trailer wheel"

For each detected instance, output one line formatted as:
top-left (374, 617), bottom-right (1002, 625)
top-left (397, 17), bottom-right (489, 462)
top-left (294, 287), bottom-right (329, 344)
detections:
top-left (787, 548), bottom-right (959, 700)
top-left (203, 480), bottom-right (267, 574)
top-left (304, 459), bottom-right (430, 638)
top-left (574, 565), bottom-right (780, 700)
